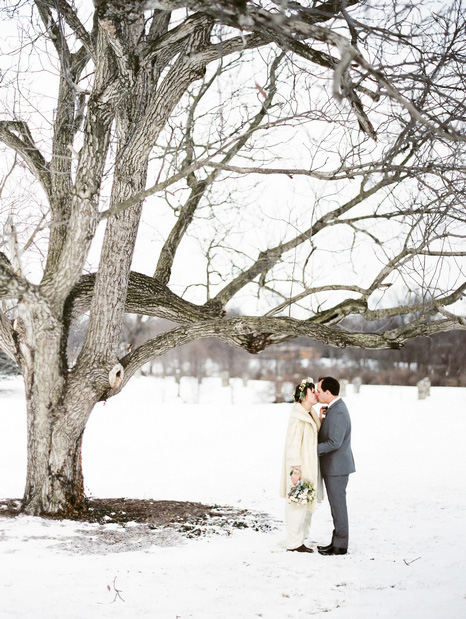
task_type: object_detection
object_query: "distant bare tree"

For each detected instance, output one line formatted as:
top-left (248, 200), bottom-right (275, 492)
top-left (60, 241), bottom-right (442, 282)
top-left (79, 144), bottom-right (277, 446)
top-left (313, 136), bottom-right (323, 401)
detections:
top-left (0, 0), bottom-right (464, 515)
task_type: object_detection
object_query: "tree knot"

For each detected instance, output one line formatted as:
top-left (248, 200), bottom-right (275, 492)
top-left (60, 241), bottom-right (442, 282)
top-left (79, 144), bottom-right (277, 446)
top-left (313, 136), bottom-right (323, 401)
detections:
top-left (109, 363), bottom-right (124, 389)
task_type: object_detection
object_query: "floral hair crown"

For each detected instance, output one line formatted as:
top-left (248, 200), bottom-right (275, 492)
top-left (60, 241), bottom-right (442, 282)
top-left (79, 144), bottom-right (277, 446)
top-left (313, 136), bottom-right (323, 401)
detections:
top-left (297, 377), bottom-right (314, 402)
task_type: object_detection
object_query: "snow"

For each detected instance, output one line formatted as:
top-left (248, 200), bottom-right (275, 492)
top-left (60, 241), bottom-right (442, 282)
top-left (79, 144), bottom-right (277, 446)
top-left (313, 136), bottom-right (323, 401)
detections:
top-left (0, 376), bottom-right (465, 618)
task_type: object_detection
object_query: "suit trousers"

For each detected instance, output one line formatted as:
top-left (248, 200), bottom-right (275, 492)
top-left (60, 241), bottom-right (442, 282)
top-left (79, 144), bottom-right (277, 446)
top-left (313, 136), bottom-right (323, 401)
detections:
top-left (323, 474), bottom-right (349, 549)
top-left (285, 502), bottom-right (312, 550)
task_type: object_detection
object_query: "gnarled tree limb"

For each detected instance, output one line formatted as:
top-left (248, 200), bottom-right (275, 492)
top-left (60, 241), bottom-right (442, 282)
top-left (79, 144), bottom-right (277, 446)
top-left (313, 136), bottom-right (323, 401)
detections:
top-left (104, 313), bottom-right (465, 397)
top-left (66, 271), bottom-right (225, 324)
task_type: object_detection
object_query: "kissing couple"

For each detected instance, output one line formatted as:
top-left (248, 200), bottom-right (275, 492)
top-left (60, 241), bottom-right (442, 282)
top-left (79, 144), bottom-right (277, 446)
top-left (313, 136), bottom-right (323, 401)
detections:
top-left (280, 376), bottom-right (356, 555)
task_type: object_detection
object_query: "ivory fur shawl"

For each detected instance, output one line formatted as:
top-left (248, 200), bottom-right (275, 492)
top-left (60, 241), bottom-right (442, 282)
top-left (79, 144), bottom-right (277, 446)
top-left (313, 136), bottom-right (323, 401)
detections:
top-left (280, 402), bottom-right (324, 512)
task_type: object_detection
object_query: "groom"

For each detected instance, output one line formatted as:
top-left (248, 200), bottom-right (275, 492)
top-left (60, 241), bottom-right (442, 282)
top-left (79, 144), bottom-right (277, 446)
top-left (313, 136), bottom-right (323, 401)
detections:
top-left (316, 377), bottom-right (355, 556)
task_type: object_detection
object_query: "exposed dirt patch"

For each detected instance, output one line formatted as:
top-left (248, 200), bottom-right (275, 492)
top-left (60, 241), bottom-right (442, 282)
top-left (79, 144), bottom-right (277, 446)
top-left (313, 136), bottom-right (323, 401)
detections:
top-left (0, 498), bottom-right (277, 554)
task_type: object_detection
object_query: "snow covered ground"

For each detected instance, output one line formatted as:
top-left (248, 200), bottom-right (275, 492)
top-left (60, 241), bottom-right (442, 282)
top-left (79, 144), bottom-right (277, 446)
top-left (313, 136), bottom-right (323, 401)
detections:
top-left (0, 376), bottom-right (465, 618)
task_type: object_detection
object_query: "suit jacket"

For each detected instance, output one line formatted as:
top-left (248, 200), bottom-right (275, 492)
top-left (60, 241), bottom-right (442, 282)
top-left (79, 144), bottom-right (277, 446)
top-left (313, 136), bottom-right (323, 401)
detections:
top-left (318, 398), bottom-right (355, 476)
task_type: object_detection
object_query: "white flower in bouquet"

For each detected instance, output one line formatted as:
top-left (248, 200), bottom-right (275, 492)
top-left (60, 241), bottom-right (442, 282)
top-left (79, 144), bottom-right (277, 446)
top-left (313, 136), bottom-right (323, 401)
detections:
top-left (287, 480), bottom-right (317, 506)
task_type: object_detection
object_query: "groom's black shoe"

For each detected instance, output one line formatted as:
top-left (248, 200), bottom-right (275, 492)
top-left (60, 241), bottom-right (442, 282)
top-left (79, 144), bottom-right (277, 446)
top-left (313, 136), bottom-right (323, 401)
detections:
top-left (317, 543), bottom-right (333, 552)
top-left (318, 546), bottom-right (347, 556)
top-left (287, 544), bottom-right (314, 553)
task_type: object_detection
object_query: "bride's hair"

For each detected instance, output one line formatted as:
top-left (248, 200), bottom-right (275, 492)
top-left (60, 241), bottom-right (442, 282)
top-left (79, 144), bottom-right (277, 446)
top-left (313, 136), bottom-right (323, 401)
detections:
top-left (293, 378), bottom-right (315, 403)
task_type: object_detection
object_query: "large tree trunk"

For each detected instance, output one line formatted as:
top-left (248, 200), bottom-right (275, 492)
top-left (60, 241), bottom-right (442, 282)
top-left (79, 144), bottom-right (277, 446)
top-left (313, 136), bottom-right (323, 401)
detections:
top-left (22, 379), bottom-right (98, 516)
top-left (23, 406), bottom-right (86, 516)
top-left (17, 305), bottom-right (96, 516)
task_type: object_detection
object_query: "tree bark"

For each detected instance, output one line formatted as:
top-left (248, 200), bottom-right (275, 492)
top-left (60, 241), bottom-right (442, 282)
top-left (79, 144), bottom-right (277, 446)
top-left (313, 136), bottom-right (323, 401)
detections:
top-left (21, 353), bottom-right (103, 516)
top-left (15, 294), bottom-right (101, 516)
top-left (23, 408), bottom-right (86, 516)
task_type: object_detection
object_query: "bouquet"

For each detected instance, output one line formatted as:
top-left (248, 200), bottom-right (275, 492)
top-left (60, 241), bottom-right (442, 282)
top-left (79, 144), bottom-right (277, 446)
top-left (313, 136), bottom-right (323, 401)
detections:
top-left (287, 480), bottom-right (317, 506)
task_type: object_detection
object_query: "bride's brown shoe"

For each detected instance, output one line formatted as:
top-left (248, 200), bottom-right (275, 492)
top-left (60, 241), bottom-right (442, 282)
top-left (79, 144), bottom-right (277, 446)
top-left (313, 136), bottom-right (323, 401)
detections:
top-left (287, 544), bottom-right (314, 553)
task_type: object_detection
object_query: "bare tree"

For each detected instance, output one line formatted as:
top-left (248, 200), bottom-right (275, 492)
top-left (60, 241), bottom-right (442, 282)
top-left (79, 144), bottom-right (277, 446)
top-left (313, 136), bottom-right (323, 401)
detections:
top-left (0, 0), bottom-right (464, 516)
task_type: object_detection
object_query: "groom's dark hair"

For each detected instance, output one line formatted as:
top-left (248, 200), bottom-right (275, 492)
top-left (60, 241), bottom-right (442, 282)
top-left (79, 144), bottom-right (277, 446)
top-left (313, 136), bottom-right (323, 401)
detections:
top-left (319, 376), bottom-right (340, 396)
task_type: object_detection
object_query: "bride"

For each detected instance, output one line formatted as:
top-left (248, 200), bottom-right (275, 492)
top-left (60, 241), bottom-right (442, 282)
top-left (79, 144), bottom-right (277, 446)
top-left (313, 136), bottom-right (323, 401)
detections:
top-left (280, 378), bottom-right (323, 553)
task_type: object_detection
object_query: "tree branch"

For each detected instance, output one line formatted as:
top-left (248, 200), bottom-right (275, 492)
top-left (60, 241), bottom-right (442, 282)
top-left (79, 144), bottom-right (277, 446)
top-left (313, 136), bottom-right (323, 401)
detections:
top-left (265, 284), bottom-right (370, 317)
top-left (35, 0), bottom-right (94, 57)
top-left (0, 122), bottom-right (52, 200)
top-left (154, 51), bottom-right (285, 285)
top-left (363, 282), bottom-right (466, 322)
top-left (98, 157), bottom-right (216, 220)
top-left (173, 0), bottom-right (465, 141)
top-left (104, 312), bottom-right (465, 397)
top-left (0, 253), bottom-right (36, 301)
top-left (66, 271), bottom-right (225, 325)
top-left (208, 171), bottom-right (405, 307)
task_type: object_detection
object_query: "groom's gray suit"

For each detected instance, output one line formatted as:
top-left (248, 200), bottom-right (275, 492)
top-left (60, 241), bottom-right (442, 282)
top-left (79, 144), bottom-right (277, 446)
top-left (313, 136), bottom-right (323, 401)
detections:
top-left (318, 398), bottom-right (355, 550)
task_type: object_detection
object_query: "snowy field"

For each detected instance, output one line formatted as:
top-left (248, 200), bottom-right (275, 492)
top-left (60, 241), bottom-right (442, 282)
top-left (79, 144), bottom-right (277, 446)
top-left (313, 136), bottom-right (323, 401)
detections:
top-left (0, 376), bottom-right (465, 618)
